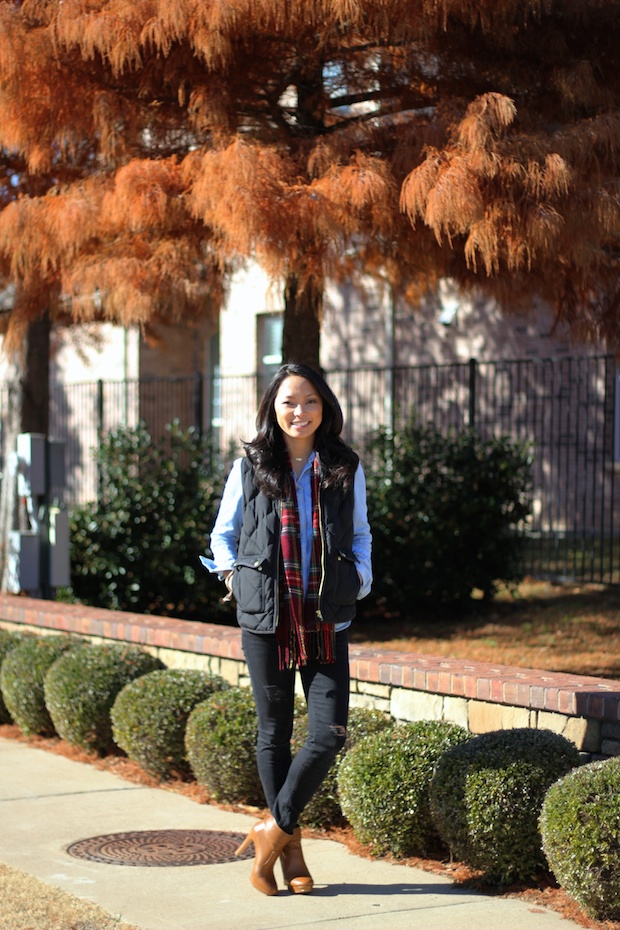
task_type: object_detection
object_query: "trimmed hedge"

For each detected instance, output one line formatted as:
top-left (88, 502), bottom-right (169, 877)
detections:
top-left (1, 636), bottom-right (82, 735)
top-left (337, 720), bottom-right (471, 857)
top-left (294, 707), bottom-right (394, 828)
top-left (365, 420), bottom-right (532, 610)
top-left (430, 727), bottom-right (580, 884)
top-left (540, 757), bottom-right (620, 921)
top-left (186, 687), bottom-right (265, 806)
top-left (111, 669), bottom-right (230, 779)
top-left (44, 643), bottom-right (164, 754)
top-left (69, 421), bottom-right (229, 622)
top-left (0, 630), bottom-right (27, 724)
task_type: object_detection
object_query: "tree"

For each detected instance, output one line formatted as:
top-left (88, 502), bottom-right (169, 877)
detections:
top-left (0, 0), bottom-right (619, 373)
top-left (0, 146), bottom-right (56, 587)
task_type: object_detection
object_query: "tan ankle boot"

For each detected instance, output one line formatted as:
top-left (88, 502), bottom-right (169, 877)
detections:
top-left (280, 826), bottom-right (314, 894)
top-left (235, 816), bottom-right (292, 896)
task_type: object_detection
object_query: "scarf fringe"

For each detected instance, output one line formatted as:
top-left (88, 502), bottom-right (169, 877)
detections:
top-left (277, 610), bottom-right (336, 671)
top-left (276, 455), bottom-right (336, 670)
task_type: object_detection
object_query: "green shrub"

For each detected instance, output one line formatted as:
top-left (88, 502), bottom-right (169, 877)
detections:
top-left (69, 420), bottom-right (229, 623)
top-left (293, 707), bottom-right (394, 828)
top-left (430, 727), bottom-right (580, 885)
top-left (364, 421), bottom-right (532, 611)
top-left (186, 687), bottom-right (265, 805)
top-left (540, 757), bottom-right (620, 921)
top-left (111, 669), bottom-right (230, 779)
top-left (0, 636), bottom-right (82, 735)
top-left (44, 643), bottom-right (164, 754)
top-left (0, 629), bottom-right (29, 724)
top-left (337, 720), bottom-right (471, 857)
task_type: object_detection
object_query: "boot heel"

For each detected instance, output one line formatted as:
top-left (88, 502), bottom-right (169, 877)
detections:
top-left (280, 827), bottom-right (313, 894)
top-left (235, 830), bottom-right (254, 856)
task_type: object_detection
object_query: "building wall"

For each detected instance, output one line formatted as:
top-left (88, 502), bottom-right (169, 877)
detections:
top-left (321, 279), bottom-right (601, 370)
top-left (23, 270), bottom-right (604, 393)
top-left (50, 324), bottom-right (141, 384)
top-left (137, 319), bottom-right (217, 441)
top-left (43, 320), bottom-right (219, 499)
top-left (215, 264), bottom-right (285, 452)
top-left (138, 320), bottom-right (215, 380)
top-left (216, 268), bottom-right (603, 376)
top-left (220, 264), bottom-right (282, 375)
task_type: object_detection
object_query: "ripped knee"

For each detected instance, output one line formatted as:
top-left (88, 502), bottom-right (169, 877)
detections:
top-left (328, 723), bottom-right (347, 750)
top-left (264, 685), bottom-right (288, 703)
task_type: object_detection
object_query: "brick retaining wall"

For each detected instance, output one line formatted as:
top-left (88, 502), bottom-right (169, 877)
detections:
top-left (1, 594), bottom-right (619, 760)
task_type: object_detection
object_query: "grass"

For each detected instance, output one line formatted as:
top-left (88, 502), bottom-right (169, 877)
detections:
top-left (0, 862), bottom-right (140, 930)
top-left (352, 579), bottom-right (620, 680)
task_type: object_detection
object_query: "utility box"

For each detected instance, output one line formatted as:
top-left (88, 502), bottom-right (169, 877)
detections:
top-left (49, 507), bottom-right (70, 588)
top-left (16, 433), bottom-right (46, 497)
top-left (47, 440), bottom-right (66, 498)
top-left (7, 531), bottom-right (40, 592)
top-left (12, 434), bottom-right (69, 596)
top-left (16, 434), bottom-right (65, 499)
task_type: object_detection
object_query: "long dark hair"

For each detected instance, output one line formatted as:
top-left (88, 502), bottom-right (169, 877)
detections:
top-left (243, 363), bottom-right (359, 499)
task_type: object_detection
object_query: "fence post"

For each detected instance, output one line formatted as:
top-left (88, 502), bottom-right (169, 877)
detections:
top-left (193, 371), bottom-right (204, 436)
top-left (468, 357), bottom-right (477, 429)
top-left (384, 286), bottom-right (396, 438)
top-left (96, 379), bottom-right (104, 499)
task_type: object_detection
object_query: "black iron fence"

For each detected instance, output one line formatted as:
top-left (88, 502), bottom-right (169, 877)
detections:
top-left (2, 354), bottom-right (618, 585)
top-left (331, 357), bottom-right (619, 585)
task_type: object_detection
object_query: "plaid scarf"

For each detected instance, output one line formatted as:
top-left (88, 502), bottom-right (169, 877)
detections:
top-left (276, 454), bottom-right (336, 670)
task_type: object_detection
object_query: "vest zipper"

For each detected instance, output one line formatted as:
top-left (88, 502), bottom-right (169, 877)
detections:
top-left (316, 487), bottom-right (326, 622)
top-left (275, 498), bottom-right (281, 630)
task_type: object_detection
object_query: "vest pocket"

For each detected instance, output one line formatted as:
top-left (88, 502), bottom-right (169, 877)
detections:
top-left (333, 550), bottom-right (361, 605)
top-left (232, 554), bottom-right (269, 614)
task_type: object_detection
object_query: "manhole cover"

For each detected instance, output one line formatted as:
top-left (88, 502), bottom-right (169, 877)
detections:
top-left (66, 829), bottom-right (253, 867)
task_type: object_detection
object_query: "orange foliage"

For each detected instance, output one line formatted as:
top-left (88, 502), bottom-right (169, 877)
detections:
top-left (0, 0), bottom-right (619, 354)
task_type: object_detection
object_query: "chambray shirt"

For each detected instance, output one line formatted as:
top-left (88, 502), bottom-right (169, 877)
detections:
top-left (200, 453), bottom-right (373, 631)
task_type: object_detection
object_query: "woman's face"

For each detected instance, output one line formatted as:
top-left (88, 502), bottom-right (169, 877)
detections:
top-left (274, 375), bottom-right (323, 447)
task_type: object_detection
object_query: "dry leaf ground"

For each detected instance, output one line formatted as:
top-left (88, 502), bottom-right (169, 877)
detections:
top-left (0, 860), bottom-right (140, 930)
top-left (352, 580), bottom-right (620, 680)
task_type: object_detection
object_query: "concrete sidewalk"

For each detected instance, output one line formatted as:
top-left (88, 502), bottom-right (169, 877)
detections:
top-left (0, 737), bottom-right (580, 930)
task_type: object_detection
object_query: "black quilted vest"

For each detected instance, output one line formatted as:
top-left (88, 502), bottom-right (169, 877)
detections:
top-left (231, 457), bottom-right (360, 633)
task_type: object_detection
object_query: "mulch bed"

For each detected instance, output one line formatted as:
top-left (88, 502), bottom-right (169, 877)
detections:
top-left (1, 723), bottom-right (618, 930)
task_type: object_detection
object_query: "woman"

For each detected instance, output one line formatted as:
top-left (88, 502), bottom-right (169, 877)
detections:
top-left (202, 362), bottom-right (372, 896)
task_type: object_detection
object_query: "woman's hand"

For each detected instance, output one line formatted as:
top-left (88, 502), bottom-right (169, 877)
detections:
top-left (222, 570), bottom-right (234, 602)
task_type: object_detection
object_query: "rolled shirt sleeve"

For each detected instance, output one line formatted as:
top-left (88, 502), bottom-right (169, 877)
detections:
top-left (199, 458), bottom-right (244, 574)
top-left (352, 463), bottom-right (373, 600)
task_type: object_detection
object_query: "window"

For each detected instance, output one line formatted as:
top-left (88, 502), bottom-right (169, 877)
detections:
top-left (437, 278), bottom-right (460, 326)
top-left (257, 313), bottom-right (283, 396)
top-left (208, 331), bottom-right (222, 428)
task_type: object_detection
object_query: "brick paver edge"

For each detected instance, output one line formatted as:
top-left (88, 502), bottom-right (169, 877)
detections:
top-left (1, 594), bottom-right (619, 722)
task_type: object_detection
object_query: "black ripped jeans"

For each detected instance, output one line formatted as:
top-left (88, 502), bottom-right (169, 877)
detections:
top-left (241, 628), bottom-right (350, 834)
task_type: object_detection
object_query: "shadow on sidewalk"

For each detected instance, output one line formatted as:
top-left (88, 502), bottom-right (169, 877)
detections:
top-left (309, 881), bottom-right (481, 898)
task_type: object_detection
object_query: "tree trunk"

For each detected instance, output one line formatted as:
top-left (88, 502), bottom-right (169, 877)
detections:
top-left (282, 274), bottom-right (322, 372)
top-left (0, 312), bottom-right (50, 590)
top-left (22, 311), bottom-right (50, 433)
top-left (0, 372), bottom-right (23, 590)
